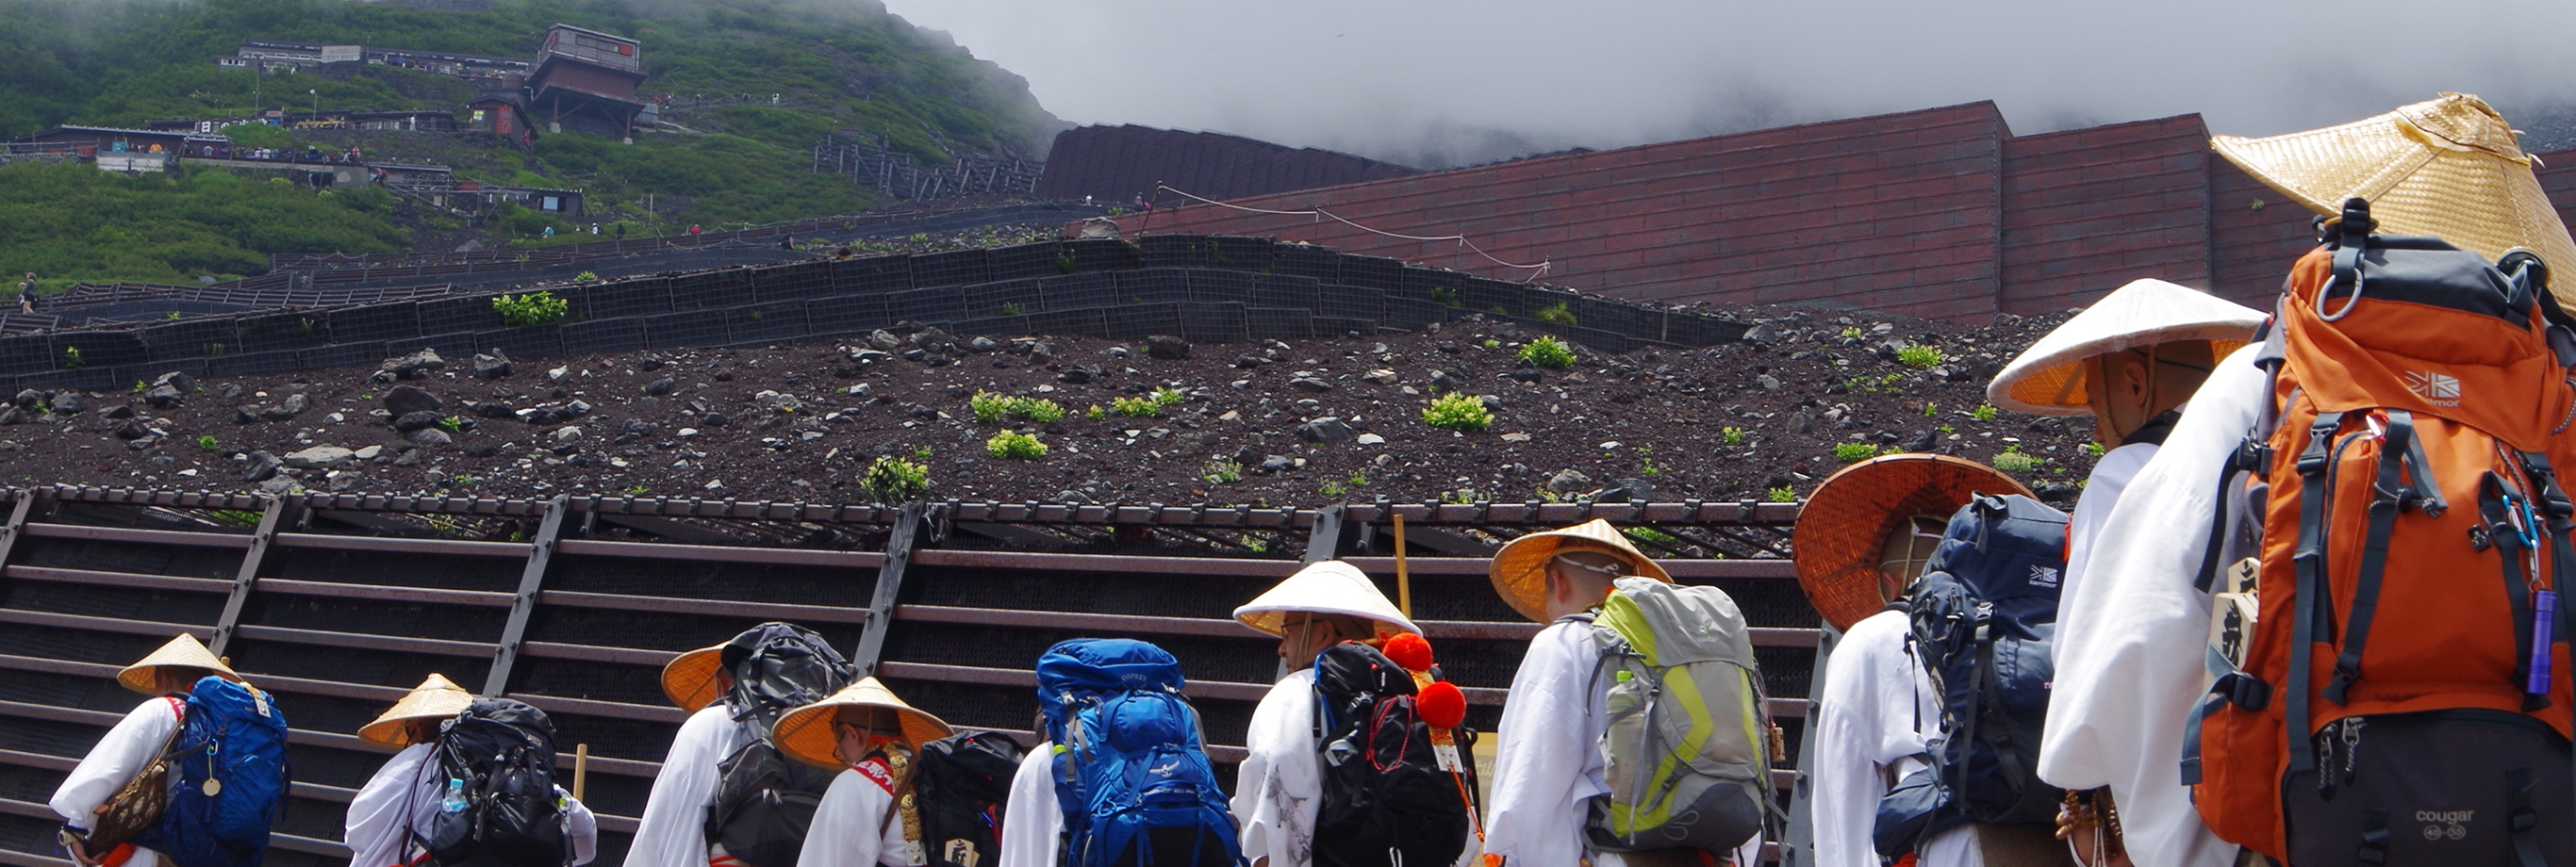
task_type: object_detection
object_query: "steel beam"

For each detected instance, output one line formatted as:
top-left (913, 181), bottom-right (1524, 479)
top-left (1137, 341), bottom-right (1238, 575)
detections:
top-left (209, 498), bottom-right (296, 656)
top-left (850, 502), bottom-right (924, 677)
top-left (484, 496), bottom-right (568, 696)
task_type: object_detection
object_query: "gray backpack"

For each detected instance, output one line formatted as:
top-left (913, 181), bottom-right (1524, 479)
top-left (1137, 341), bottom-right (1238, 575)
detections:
top-left (1576, 577), bottom-right (1774, 857)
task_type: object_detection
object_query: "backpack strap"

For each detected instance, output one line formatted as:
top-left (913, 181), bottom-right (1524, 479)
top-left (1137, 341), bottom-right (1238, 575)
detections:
top-left (1969, 605), bottom-right (2031, 796)
top-left (2320, 199), bottom-right (2376, 322)
top-left (2287, 411), bottom-right (2347, 774)
top-left (2324, 410), bottom-right (2432, 706)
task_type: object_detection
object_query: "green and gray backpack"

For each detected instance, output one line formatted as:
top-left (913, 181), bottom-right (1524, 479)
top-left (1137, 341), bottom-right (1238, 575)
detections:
top-left (1572, 576), bottom-right (1774, 858)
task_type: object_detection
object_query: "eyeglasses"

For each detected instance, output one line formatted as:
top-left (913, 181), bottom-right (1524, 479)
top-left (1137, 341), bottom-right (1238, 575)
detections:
top-left (1551, 555), bottom-right (1634, 578)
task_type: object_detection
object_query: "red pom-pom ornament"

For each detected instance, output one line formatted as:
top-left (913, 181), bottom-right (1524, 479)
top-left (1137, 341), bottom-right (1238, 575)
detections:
top-left (1417, 680), bottom-right (1468, 730)
top-left (1383, 632), bottom-right (1435, 672)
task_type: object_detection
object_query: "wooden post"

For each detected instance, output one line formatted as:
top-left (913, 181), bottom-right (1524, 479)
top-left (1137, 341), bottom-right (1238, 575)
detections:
top-left (571, 743), bottom-right (588, 801)
top-left (1393, 512), bottom-right (1412, 619)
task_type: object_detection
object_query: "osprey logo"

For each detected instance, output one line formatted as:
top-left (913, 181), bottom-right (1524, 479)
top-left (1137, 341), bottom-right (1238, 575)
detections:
top-left (2405, 370), bottom-right (2462, 406)
top-left (2029, 565), bottom-right (2061, 588)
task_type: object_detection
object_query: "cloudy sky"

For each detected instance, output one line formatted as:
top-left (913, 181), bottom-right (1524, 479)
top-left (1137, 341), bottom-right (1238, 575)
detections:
top-left (879, 0), bottom-right (2576, 168)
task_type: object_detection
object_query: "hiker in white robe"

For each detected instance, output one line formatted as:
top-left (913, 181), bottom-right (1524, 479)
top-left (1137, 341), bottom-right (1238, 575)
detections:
top-left (998, 742), bottom-right (1059, 867)
top-left (629, 636), bottom-right (753, 867)
top-left (2037, 343), bottom-right (2267, 867)
top-left (1228, 560), bottom-right (1443, 867)
top-left (773, 678), bottom-right (954, 867)
top-left (53, 635), bottom-right (243, 867)
top-left (346, 675), bottom-right (598, 867)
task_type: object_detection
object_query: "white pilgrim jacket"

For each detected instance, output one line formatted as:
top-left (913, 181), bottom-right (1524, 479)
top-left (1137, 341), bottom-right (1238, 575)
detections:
top-left (2056, 439), bottom-right (2157, 660)
top-left (52, 696), bottom-right (183, 867)
top-left (1808, 610), bottom-right (1983, 867)
top-left (2036, 343), bottom-right (2265, 867)
top-left (343, 742), bottom-right (599, 867)
top-left (626, 705), bottom-right (756, 867)
top-left (997, 743), bottom-right (1060, 867)
top-left (794, 758), bottom-right (916, 867)
top-left (1232, 669), bottom-right (1478, 867)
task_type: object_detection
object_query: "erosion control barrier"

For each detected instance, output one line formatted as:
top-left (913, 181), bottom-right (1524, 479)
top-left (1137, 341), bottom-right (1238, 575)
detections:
top-left (0, 237), bottom-right (1747, 396)
top-left (0, 487), bottom-right (1810, 867)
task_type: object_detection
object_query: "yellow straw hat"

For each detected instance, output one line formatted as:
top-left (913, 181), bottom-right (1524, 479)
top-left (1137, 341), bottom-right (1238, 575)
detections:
top-left (1986, 278), bottom-right (2264, 416)
top-left (357, 674), bottom-right (476, 747)
top-left (1233, 560), bottom-right (1422, 638)
top-left (2212, 92), bottom-right (2576, 305)
top-left (1487, 519), bottom-right (1672, 624)
top-left (1793, 454), bottom-right (2035, 631)
top-left (117, 634), bottom-right (242, 695)
top-left (661, 644), bottom-right (729, 712)
top-left (771, 677), bottom-right (954, 770)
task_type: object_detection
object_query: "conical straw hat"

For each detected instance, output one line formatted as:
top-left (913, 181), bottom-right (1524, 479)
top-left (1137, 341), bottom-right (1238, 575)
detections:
top-left (1233, 561), bottom-right (1422, 638)
top-left (1794, 454), bottom-right (2034, 631)
top-left (358, 674), bottom-right (476, 747)
top-left (661, 644), bottom-right (728, 712)
top-left (2213, 92), bottom-right (2576, 306)
top-left (1487, 519), bottom-right (1672, 624)
top-left (117, 634), bottom-right (241, 695)
top-left (771, 677), bottom-right (954, 770)
top-left (1987, 278), bottom-right (2264, 416)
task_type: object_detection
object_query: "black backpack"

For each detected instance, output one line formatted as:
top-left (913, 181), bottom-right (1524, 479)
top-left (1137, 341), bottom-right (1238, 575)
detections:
top-left (1874, 494), bottom-right (2070, 855)
top-left (423, 698), bottom-right (570, 867)
top-left (702, 624), bottom-right (859, 867)
top-left (913, 732), bottom-right (1026, 867)
top-left (1310, 642), bottom-right (1473, 867)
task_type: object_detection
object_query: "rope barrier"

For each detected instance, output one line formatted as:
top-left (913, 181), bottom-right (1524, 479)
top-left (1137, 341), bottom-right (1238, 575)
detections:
top-left (1146, 184), bottom-right (1552, 283)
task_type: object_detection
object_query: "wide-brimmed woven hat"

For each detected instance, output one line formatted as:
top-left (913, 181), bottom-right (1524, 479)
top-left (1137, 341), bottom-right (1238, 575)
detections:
top-left (1233, 561), bottom-right (1423, 638)
top-left (358, 674), bottom-right (476, 747)
top-left (117, 634), bottom-right (242, 695)
top-left (2213, 92), bottom-right (2576, 305)
top-left (771, 677), bottom-right (954, 770)
top-left (1795, 454), bottom-right (2035, 631)
top-left (1988, 278), bottom-right (2264, 416)
top-left (661, 644), bottom-right (729, 712)
top-left (1488, 519), bottom-right (1672, 624)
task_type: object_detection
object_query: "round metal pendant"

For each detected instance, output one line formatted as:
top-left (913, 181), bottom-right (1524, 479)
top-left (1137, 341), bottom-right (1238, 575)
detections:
top-left (202, 778), bottom-right (222, 797)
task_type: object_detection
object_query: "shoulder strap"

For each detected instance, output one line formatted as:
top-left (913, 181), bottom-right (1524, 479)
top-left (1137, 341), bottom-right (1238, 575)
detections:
top-left (2286, 411), bottom-right (2346, 775)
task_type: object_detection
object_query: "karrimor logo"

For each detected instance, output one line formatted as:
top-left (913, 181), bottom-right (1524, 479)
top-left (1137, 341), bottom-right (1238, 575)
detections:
top-left (2028, 565), bottom-right (2061, 588)
top-left (2405, 370), bottom-right (2462, 406)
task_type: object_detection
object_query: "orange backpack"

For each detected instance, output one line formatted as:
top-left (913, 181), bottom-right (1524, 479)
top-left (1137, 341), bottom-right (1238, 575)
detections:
top-left (2188, 198), bottom-right (2576, 864)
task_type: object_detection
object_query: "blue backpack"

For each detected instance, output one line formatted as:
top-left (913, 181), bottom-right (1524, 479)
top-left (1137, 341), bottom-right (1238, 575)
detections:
top-left (1034, 639), bottom-right (1243, 867)
top-left (1874, 494), bottom-right (2069, 855)
top-left (140, 677), bottom-right (290, 867)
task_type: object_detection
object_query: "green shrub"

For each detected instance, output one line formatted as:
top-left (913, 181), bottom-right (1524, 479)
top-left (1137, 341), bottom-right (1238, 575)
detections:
top-left (1109, 396), bottom-right (1163, 417)
top-left (1422, 392), bottom-right (1494, 432)
top-left (2081, 442), bottom-right (2106, 456)
top-left (971, 391), bottom-right (1064, 423)
top-left (437, 416), bottom-right (463, 433)
top-left (1084, 404), bottom-right (1105, 420)
top-left (1970, 402), bottom-right (2000, 421)
top-left (1923, 401), bottom-right (1939, 417)
top-left (1833, 442), bottom-right (1880, 464)
top-left (1766, 485), bottom-right (1798, 502)
top-left (1839, 326), bottom-right (1863, 340)
top-left (1993, 444), bottom-right (2042, 474)
top-left (1518, 335), bottom-right (1577, 369)
top-left (1200, 461), bottom-right (1243, 483)
top-left (492, 290), bottom-right (569, 327)
top-left (573, 270), bottom-right (600, 283)
top-left (1428, 286), bottom-right (1459, 307)
top-left (1534, 302), bottom-right (1577, 326)
top-left (195, 434), bottom-right (219, 451)
top-left (1896, 344), bottom-right (1946, 368)
top-left (60, 347), bottom-right (82, 369)
top-left (1721, 426), bottom-right (1744, 446)
top-left (986, 430), bottom-right (1048, 460)
top-left (999, 302), bottom-right (1025, 316)
top-left (1151, 387), bottom-right (1184, 406)
top-left (861, 455), bottom-right (931, 500)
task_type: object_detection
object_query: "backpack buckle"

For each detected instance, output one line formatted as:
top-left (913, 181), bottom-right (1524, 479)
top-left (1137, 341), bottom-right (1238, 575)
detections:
top-left (2212, 671), bottom-right (2270, 711)
top-left (2232, 439), bottom-right (2273, 474)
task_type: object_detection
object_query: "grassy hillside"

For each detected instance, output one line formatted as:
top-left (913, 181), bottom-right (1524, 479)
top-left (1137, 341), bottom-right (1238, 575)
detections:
top-left (0, 160), bottom-right (407, 288)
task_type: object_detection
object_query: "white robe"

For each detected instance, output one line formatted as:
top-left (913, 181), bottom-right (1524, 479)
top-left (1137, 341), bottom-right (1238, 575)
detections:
top-left (998, 743), bottom-right (1060, 867)
top-left (343, 742), bottom-right (601, 867)
top-left (2059, 440), bottom-right (2157, 647)
top-left (1231, 670), bottom-right (1480, 867)
top-left (2037, 343), bottom-right (2266, 867)
top-left (796, 760), bottom-right (916, 867)
top-left (52, 696), bottom-right (183, 867)
top-left (1482, 622), bottom-right (1610, 867)
top-left (1808, 611), bottom-right (1980, 867)
top-left (627, 705), bottom-right (756, 867)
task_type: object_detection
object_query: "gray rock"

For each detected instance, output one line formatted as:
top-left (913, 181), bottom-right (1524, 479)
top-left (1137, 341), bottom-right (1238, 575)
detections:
top-left (111, 419), bottom-right (152, 440)
top-left (1428, 369), bottom-right (1461, 392)
top-left (218, 383), bottom-right (242, 399)
top-left (98, 404), bottom-right (133, 419)
top-left (1295, 417), bottom-right (1355, 443)
top-left (278, 393), bottom-right (309, 416)
top-left (1289, 377), bottom-right (1333, 393)
top-left (1027, 341), bottom-right (1058, 365)
top-left (1478, 395), bottom-right (1504, 410)
top-left (408, 428), bottom-right (453, 447)
top-left (242, 450), bottom-right (282, 482)
top-left (1505, 369), bottom-right (1544, 384)
top-left (375, 349), bottom-right (446, 381)
top-left (143, 384), bottom-right (185, 408)
top-left (1546, 468), bottom-right (1593, 495)
top-left (968, 336), bottom-right (999, 352)
top-left (1788, 411), bottom-right (1815, 435)
top-left (1362, 368), bottom-right (1399, 385)
top-left (13, 389), bottom-right (46, 409)
top-left (257, 478), bottom-right (300, 495)
top-left (471, 350), bottom-right (514, 379)
top-left (1901, 430), bottom-right (1938, 452)
top-left (391, 449), bottom-right (424, 467)
top-left (1594, 478), bottom-right (1654, 503)
top-left (867, 329), bottom-right (902, 352)
top-left (1354, 433), bottom-right (1386, 445)
top-left (283, 445), bottom-right (355, 469)
top-left (848, 349), bottom-right (892, 366)
top-left (257, 403), bottom-right (300, 422)
top-left (1258, 455), bottom-right (1296, 473)
top-left (551, 426), bottom-right (584, 443)
top-left (1755, 374), bottom-right (1783, 392)
top-left (1059, 366), bottom-right (1100, 384)
top-left (235, 407), bottom-right (260, 424)
top-left (1144, 335), bottom-right (1192, 360)
top-left (392, 411), bottom-right (446, 433)
top-left (473, 401), bottom-right (516, 419)
top-left (382, 384), bottom-right (442, 417)
top-left (151, 371), bottom-right (196, 394)
top-left (644, 378), bottom-right (675, 396)
top-left (1741, 324), bottom-right (1773, 344)
top-left (49, 392), bottom-right (86, 415)
top-left (624, 419), bottom-right (662, 435)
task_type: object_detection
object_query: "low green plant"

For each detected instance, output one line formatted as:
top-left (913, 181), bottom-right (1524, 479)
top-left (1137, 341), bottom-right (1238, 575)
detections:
top-left (1766, 485), bottom-right (1798, 503)
top-left (1896, 344), bottom-right (1946, 368)
top-left (132, 380), bottom-right (146, 393)
top-left (1200, 461), bottom-right (1243, 483)
top-left (1626, 526), bottom-right (1677, 544)
top-left (1428, 286), bottom-right (1460, 307)
top-left (1084, 404), bottom-right (1105, 420)
top-left (1970, 402), bottom-right (2000, 421)
top-left (208, 509), bottom-right (262, 528)
top-left (204, 342), bottom-right (224, 359)
top-left (195, 434), bottom-right (219, 451)
top-left (492, 290), bottom-right (570, 327)
top-left (1000, 302), bottom-right (1025, 317)
top-left (1839, 326), bottom-right (1864, 340)
top-left (1320, 481), bottom-right (1346, 497)
top-left (1938, 423), bottom-right (1956, 434)
top-left (1347, 469), bottom-right (1369, 486)
top-left (1992, 444), bottom-right (2042, 474)
top-left (1923, 401), bottom-right (1939, 417)
top-left (861, 455), bottom-right (932, 500)
top-left (1519, 335), bottom-right (1577, 369)
top-left (971, 391), bottom-right (1065, 423)
top-left (1056, 254), bottom-right (1077, 274)
top-left (164, 311), bottom-right (184, 320)
top-left (626, 484), bottom-right (650, 495)
top-left (1442, 488), bottom-right (1478, 504)
top-left (437, 416), bottom-right (463, 433)
top-left (1110, 395), bottom-right (1164, 417)
top-left (1422, 392), bottom-right (1494, 432)
top-left (60, 347), bottom-right (82, 369)
top-left (908, 233), bottom-right (929, 244)
top-left (1834, 441), bottom-right (1881, 464)
top-left (574, 270), bottom-right (600, 283)
top-left (986, 430), bottom-right (1049, 460)
top-left (913, 445), bottom-right (933, 459)
top-left (454, 473), bottom-right (478, 486)
top-left (1534, 302), bottom-right (1577, 326)
top-left (1151, 387), bottom-right (1185, 406)
top-left (1481, 337), bottom-right (1501, 349)
top-left (1721, 426), bottom-right (1745, 446)
top-left (2081, 442), bottom-right (2106, 456)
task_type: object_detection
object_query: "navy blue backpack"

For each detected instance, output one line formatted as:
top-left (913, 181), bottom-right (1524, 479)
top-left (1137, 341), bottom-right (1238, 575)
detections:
top-left (1874, 494), bottom-right (2069, 855)
top-left (1034, 639), bottom-right (1243, 867)
top-left (140, 676), bottom-right (290, 867)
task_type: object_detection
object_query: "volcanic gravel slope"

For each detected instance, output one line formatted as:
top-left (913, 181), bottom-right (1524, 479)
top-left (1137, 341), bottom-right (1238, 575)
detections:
top-left (0, 306), bottom-right (2105, 508)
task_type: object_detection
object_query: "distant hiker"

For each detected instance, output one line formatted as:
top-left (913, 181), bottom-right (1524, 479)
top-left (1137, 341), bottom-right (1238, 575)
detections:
top-left (53, 635), bottom-right (287, 867)
top-left (779, 235), bottom-right (795, 251)
top-left (346, 675), bottom-right (601, 867)
top-left (19, 273), bottom-right (36, 313)
top-left (543, 226), bottom-right (555, 238)
top-left (1230, 561), bottom-right (1478, 867)
top-left (689, 224), bottom-right (702, 237)
top-left (834, 246), bottom-right (853, 260)
top-left (769, 678), bottom-right (953, 867)
top-left (1481, 521), bottom-right (1770, 867)
top-left (626, 623), bottom-right (856, 867)
top-left (1793, 455), bottom-right (2056, 866)
top-left (618, 224), bottom-right (628, 240)
top-left (999, 639), bottom-right (1239, 867)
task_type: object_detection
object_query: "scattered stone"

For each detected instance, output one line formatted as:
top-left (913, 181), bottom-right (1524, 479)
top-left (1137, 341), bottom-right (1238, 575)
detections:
top-left (382, 385), bottom-right (442, 417)
top-left (99, 404), bottom-right (133, 420)
top-left (1546, 468), bottom-right (1593, 495)
top-left (111, 419), bottom-right (152, 440)
top-left (1059, 366), bottom-right (1100, 384)
top-left (353, 446), bottom-right (383, 460)
top-left (1788, 411), bottom-right (1815, 434)
top-left (218, 383), bottom-right (242, 400)
top-left (143, 384), bottom-right (185, 409)
top-left (1754, 374), bottom-right (1782, 392)
top-left (867, 330), bottom-right (902, 352)
top-left (283, 446), bottom-right (355, 469)
top-left (1289, 377), bottom-right (1333, 393)
top-left (277, 393), bottom-right (310, 416)
top-left (1901, 430), bottom-right (1938, 452)
top-left (547, 366), bottom-right (570, 383)
top-left (1295, 417), bottom-right (1355, 443)
top-left (473, 401), bottom-right (516, 419)
top-left (624, 419), bottom-right (662, 435)
top-left (1027, 341), bottom-right (1058, 365)
top-left (1258, 455), bottom-right (1296, 474)
top-left (407, 428), bottom-right (453, 447)
top-left (644, 378), bottom-right (676, 396)
top-left (49, 393), bottom-right (87, 415)
top-left (702, 412), bottom-right (730, 427)
top-left (258, 403), bottom-right (301, 422)
top-left (968, 336), bottom-right (999, 352)
top-left (1499, 432), bottom-right (1532, 442)
top-left (1362, 368), bottom-right (1399, 385)
top-left (1741, 324), bottom-right (1774, 344)
top-left (391, 450), bottom-right (423, 467)
top-left (393, 411), bottom-right (446, 433)
top-left (373, 349), bottom-right (446, 382)
top-left (152, 371), bottom-right (197, 394)
top-left (1145, 335), bottom-right (1192, 360)
top-left (471, 350), bottom-right (514, 379)
top-left (1505, 369), bottom-right (1544, 384)
top-left (1354, 433), bottom-right (1386, 445)
top-left (1594, 478), bottom-right (1654, 502)
top-left (552, 426), bottom-right (584, 443)
top-left (257, 478), bottom-right (300, 495)
top-left (1106, 346), bottom-right (1130, 359)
